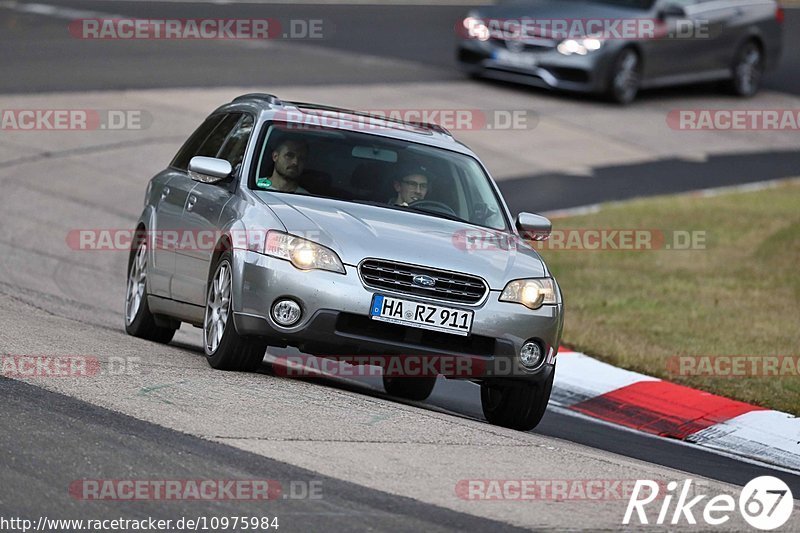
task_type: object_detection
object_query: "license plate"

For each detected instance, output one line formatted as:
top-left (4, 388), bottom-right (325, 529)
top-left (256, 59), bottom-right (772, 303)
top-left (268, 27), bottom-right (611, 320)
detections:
top-left (493, 49), bottom-right (538, 69)
top-left (369, 294), bottom-right (473, 336)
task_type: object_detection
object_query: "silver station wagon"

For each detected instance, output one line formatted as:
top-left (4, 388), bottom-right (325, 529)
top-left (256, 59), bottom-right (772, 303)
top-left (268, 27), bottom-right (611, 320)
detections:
top-left (125, 93), bottom-right (564, 430)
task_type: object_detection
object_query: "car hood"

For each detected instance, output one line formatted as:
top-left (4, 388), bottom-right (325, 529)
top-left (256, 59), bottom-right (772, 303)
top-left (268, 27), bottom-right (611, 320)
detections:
top-left (472, 0), bottom-right (653, 24)
top-left (256, 193), bottom-right (547, 290)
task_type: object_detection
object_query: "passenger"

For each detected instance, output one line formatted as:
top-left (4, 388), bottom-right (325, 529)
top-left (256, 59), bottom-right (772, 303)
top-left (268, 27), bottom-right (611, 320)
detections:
top-left (257, 139), bottom-right (310, 193)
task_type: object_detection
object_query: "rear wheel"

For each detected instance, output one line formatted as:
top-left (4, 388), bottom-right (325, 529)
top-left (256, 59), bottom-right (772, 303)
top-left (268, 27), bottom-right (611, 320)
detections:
top-left (383, 375), bottom-right (436, 402)
top-left (607, 48), bottom-right (641, 105)
top-left (727, 40), bottom-right (763, 97)
top-left (124, 236), bottom-right (177, 343)
top-left (204, 252), bottom-right (267, 371)
top-left (481, 372), bottom-right (553, 431)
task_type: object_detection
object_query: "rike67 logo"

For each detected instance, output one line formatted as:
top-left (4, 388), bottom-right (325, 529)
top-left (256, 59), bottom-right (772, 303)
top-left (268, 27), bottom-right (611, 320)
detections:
top-left (624, 476), bottom-right (794, 530)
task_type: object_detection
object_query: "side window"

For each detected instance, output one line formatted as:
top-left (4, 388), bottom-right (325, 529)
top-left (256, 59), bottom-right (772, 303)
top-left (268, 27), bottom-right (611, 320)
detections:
top-left (195, 113), bottom-right (242, 159)
top-left (217, 114), bottom-right (255, 173)
top-left (170, 114), bottom-right (225, 170)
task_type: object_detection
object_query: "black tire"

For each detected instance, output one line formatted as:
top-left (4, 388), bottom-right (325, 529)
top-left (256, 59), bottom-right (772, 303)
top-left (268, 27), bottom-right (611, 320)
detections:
top-left (726, 40), bottom-right (763, 97)
top-left (481, 372), bottom-right (554, 431)
top-left (124, 233), bottom-right (177, 344)
top-left (606, 48), bottom-right (641, 105)
top-left (204, 251), bottom-right (266, 372)
top-left (383, 375), bottom-right (436, 402)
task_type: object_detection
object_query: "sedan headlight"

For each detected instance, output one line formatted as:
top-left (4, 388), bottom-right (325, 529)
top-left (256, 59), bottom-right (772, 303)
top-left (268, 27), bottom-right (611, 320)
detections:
top-left (557, 37), bottom-right (604, 56)
top-left (463, 17), bottom-right (490, 41)
top-left (264, 231), bottom-right (345, 274)
top-left (500, 278), bottom-right (558, 310)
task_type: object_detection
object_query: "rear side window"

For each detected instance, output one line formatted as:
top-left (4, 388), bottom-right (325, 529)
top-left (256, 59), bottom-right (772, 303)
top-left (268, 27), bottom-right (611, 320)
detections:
top-left (171, 115), bottom-right (225, 170)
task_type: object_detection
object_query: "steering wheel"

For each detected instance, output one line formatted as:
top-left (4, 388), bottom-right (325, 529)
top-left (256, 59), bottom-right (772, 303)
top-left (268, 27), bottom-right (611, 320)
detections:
top-left (409, 200), bottom-right (458, 217)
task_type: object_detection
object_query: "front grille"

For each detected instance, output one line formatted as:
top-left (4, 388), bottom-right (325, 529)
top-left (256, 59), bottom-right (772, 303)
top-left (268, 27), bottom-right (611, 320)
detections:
top-left (490, 38), bottom-right (555, 53)
top-left (359, 259), bottom-right (487, 304)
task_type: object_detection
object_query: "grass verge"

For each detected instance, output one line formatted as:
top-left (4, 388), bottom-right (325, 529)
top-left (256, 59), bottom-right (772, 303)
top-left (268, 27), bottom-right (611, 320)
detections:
top-left (538, 180), bottom-right (800, 415)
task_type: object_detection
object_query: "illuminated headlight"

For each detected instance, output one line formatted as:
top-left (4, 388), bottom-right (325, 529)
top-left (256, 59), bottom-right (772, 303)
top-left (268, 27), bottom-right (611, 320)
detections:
top-left (263, 231), bottom-right (345, 274)
top-left (463, 17), bottom-right (490, 41)
top-left (500, 278), bottom-right (558, 310)
top-left (557, 37), bottom-right (604, 56)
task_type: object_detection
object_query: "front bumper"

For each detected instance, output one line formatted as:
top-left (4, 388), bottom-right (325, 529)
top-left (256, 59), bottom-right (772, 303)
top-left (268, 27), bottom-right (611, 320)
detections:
top-left (457, 39), bottom-right (616, 94)
top-left (232, 250), bottom-right (563, 382)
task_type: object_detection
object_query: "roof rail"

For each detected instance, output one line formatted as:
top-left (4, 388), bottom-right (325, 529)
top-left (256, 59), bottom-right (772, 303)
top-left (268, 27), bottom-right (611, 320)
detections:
top-left (232, 93), bottom-right (282, 106)
top-left (285, 101), bottom-right (453, 137)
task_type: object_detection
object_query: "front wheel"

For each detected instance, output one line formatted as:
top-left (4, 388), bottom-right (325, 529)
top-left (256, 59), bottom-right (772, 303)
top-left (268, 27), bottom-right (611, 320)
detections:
top-left (607, 48), bottom-right (641, 105)
top-left (124, 236), bottom-right (177, 343)
top-left (383, 375), bottom-right (436, 402)
top-left (481, 372), bottom-right (553, 431)
top-left (204, 252), bottom-right (267, 371)
top-left (727, 40), bottom-right (763, 97)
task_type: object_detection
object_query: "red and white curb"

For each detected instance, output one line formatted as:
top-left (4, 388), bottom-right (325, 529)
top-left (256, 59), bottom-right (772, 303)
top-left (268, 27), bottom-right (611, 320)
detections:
top-left (551, 347), bottom-right (800, 472)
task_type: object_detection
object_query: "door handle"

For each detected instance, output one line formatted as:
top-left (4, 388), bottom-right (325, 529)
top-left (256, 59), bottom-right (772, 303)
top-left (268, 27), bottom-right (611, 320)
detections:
top-left (187, 194), bottom-right (197, 211)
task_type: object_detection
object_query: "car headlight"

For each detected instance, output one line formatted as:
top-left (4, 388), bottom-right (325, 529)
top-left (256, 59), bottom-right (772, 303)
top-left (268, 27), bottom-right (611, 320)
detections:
top-left (500, 278), bottom-right (558, 310)
top-left (263, 231), bottom-right (345, 274)
top-left (557, 37), bottom-right (604, 56)
top-left (463, 17), bottom-right (490, 41)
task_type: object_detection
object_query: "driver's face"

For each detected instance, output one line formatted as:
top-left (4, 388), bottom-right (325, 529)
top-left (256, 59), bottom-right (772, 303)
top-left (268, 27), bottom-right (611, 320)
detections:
top-left (395, 174), bottom-right (428, 204)
top-left (272, 141), bottom-right (307, 180)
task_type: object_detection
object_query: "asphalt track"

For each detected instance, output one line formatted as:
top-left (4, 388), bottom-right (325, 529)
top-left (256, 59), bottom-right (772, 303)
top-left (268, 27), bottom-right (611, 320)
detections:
top-left (1, 2), bottom-right (799, 531)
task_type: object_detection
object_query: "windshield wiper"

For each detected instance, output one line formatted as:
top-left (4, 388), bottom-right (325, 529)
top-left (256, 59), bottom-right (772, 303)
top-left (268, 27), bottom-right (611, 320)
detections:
top-left (402, 205), bottom-right (467, 224)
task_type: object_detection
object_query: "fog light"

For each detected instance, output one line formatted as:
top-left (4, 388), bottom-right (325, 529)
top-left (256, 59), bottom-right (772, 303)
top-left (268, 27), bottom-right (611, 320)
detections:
top-left (272, 299), bottom-right (301, 327)
top-left (519, 341), bottom-right (544, 370)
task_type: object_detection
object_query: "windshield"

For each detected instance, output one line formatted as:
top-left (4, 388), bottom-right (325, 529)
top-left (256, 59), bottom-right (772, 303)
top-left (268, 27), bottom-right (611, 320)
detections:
top-left (250, 122), bottom-right (509, 231)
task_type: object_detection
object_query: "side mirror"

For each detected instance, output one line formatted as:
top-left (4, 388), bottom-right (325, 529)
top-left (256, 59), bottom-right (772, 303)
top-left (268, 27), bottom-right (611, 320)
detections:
top-left (188, 156), bottom-right (232, 184)
top-left (658, 3), bottom-right (687, 20)
top-left (516, 212), bottom-right (551, 241)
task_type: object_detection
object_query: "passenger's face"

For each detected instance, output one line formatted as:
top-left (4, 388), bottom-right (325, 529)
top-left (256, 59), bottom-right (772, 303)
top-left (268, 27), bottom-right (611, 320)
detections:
top-left (395, 173), bottom-right (428, 204)
top-left (272, 141), bottom-right (307, 180)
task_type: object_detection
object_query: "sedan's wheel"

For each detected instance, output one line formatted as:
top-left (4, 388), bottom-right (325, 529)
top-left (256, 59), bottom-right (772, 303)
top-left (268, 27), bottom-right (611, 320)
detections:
top-left (480, 372), bottom-right (554, 431)
top-left (124, 236), bottom-right (177, 343)
top-left (383, 375), bottom-right (436, 402)
top-left (607, 48), bottom-right (641, 105)
top-left (204, 252), bottom-right (266, 371)
top-left (728, 41), bottom-right (763, 97)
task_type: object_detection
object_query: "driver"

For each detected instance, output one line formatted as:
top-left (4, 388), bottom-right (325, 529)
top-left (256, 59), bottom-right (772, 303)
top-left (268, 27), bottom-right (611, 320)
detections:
top-left (390, 168), bottom-right (428, 206)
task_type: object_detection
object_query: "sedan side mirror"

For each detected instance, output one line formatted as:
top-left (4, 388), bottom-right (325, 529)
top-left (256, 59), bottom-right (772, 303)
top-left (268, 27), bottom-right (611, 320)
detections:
top-left (658, 3), bottom-right (687, 19)
top-left (188, 156), bottom-right (232, 184)
top-left (516, 212), bottom-right (551, 241)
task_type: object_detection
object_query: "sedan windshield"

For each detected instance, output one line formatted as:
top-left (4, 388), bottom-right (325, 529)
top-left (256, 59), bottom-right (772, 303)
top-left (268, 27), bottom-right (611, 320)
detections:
top-left (250, 122), bottom-right (509, 231)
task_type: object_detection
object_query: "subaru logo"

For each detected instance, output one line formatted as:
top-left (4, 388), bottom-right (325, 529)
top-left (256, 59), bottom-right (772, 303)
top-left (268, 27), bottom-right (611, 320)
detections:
top-left (413, 275), bottom-right (436, 288)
